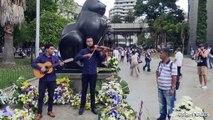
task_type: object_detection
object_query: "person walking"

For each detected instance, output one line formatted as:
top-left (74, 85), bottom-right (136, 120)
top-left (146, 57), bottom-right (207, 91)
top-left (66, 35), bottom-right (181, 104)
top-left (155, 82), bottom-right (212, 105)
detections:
top-left (174, 48), bottom-right (183, 77)
top-left (120, 49), bottom-right (125, 63)
top-left (130, 51), bottom-right (139, 77)
top-left (32, 43), bottom-right (64, 120)
top-left (156, 48), bottom-right (177, 120)
top-left (75, 36), bottom-right (104, 115)
top-left (143, 48), bottom-right (151, 72)
top-left (195, 44), bottom-right (209, 89)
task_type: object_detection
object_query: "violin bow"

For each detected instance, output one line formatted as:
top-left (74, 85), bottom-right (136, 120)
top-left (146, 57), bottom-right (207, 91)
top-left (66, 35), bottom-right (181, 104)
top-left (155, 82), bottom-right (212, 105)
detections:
top-left (89, 29), bottom-right (109, 59)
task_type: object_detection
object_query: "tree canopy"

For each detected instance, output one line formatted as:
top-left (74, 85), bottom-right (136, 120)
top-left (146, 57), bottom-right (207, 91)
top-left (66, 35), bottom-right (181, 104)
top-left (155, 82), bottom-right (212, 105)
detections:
top-left (134, 0), bottom-right (184, 25)
top-left (111, 15), bottom-right (122, 23)
top-left (124, 10), bottom-right (135, 23)
top-left (15, 0), bottom-right (76, 47)
top-left (134, 0), bottom-right (187, 50)
top-left (30, 11), bottom-right (70, 46)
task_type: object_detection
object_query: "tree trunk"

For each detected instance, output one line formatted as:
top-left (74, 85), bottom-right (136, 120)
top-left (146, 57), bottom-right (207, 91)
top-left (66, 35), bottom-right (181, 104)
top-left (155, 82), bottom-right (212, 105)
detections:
top-left (181, 29), bottom-right (185, 54)
top-left (164, 33), bottom-right (167, 48)
top-left (2, 23), bottom-right (16, 66)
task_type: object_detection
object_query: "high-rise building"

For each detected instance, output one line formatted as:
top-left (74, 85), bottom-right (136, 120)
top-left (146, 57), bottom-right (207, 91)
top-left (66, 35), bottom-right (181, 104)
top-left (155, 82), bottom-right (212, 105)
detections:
top-left (188, 0), bottom-right (213, 48)
top-left (109, 0), bottom-right (136, 21)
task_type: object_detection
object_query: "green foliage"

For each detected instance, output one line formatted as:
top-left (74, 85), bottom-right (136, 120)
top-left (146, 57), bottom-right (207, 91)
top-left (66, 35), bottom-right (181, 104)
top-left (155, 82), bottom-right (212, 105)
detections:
top-left (196, 0), bottom-right (207, 45)
top-left (30, 11), bottom-right (70, 45)
top-left (176, 22), bottom-right (189, 33)
top-left (0, 65), bottom-right (33, 89)
top-left (119, 80), bottom-right (130, 94)
top-left (137, 33), bottom-right (155, 47)
top-left (25, 0), bottom-right (58, 22)
top-left (124, 10), bottom-right (135, 23)
top-left (15, 0), bottom-right (76, 47)
top-left (57, 0), bottom-right (76, 20)
top-left (153, 14), bottom-right (176, 33)
top-left (13, 22), bottom-right (32, 47)
top-left (134, 0), bottom-right (186, 48)
top-left (111, 15), bottom-right (122, 23)
top-left (134, 0), bottom-right (184, 25)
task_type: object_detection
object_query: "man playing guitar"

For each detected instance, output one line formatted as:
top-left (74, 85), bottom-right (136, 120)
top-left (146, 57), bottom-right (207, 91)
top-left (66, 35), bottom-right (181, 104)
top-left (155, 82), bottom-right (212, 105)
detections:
top-left (31, 43), bottom-right (64, 120)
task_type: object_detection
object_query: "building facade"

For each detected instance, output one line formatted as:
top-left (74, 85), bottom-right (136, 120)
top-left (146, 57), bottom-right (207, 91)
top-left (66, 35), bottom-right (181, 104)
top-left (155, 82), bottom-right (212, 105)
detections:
top-left (58, 2), bottom-right (82, 20)
top-left (188, 0), bottom-right (213, 48)
top-left (109, 0), bottom-right (136, 21)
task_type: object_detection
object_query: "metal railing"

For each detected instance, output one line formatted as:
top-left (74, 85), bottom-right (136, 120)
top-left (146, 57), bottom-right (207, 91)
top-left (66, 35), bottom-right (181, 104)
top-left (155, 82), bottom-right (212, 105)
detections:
top-left (0, 65), bottom-right (34, 89)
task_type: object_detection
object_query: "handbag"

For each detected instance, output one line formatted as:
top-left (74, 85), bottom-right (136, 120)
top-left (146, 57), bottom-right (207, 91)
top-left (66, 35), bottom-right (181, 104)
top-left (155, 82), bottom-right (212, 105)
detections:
top-left (137, 57), bottom-right (142, 63)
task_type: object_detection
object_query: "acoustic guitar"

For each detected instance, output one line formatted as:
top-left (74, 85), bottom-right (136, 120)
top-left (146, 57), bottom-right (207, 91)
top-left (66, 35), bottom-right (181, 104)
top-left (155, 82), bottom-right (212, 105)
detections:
top-left (33, 58), bottom-right (74, 79)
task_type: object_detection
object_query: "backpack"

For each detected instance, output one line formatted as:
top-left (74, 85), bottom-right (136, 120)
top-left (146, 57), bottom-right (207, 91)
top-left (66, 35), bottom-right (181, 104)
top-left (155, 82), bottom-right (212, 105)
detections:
top-left (157, 61), bottom-right (180, 90)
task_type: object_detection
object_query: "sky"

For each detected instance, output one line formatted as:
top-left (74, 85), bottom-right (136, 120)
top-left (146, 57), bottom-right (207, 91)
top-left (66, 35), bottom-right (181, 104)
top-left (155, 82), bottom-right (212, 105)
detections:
top-left (74, 0), bottom-right (188, 17)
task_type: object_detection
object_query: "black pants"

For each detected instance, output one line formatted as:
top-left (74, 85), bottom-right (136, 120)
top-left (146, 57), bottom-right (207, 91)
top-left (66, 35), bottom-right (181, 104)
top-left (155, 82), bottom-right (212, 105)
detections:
top-left (177, 66), bottom-right (182, 76)
top-left (37, 80), bottom-right (56, 114)
top-left (80, 74), bottom-right (97, 109)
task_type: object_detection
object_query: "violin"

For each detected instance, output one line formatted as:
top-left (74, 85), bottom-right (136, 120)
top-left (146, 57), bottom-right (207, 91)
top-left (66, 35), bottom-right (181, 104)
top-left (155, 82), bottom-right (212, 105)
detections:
top-left (89, 45), bottom-right (111, 52)
top-left (88, 45), bottom-right (111, 59)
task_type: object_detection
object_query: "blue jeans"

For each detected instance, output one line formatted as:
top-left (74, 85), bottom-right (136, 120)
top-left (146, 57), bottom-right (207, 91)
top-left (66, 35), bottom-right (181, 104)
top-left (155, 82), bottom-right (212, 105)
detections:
top-left (158, 88), bottom-right (175, 120)
top-left (143, 59), bottom-right (151, 71)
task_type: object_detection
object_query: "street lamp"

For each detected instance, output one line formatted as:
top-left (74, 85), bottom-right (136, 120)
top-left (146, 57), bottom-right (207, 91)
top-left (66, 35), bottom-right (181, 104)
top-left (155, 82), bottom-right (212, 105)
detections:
top-left (35, 0), bottom-right (40, 57)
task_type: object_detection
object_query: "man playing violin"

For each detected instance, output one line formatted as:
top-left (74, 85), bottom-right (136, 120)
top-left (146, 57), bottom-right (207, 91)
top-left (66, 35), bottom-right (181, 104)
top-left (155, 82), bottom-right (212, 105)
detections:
top-left (75, 36), bottom-right (105, 115)
top-left (31, 43), bottom-right (64, 120)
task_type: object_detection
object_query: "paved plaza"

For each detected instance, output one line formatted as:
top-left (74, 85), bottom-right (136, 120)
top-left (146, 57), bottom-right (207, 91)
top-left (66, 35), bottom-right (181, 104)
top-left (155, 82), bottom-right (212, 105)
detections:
top-left (29, 57), bottom-right (213, 120)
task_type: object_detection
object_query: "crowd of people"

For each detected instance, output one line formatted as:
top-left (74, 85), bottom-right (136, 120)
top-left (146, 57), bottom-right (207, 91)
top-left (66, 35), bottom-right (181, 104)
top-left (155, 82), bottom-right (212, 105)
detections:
top-left (111, 44), bottom-right (211, 120)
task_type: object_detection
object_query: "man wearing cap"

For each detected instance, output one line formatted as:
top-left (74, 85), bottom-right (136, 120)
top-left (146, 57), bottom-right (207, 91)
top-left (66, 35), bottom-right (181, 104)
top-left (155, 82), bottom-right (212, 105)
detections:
top-left (156, 48), bottom-right (177, 120)
top-left (195, 44), bottom-right (209, 89)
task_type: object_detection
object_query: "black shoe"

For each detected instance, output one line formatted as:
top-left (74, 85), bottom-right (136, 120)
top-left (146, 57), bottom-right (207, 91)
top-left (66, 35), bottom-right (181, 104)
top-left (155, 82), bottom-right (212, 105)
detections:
top-left (147, 69), bottom-right (151, 72)
top-left (79, 108), bottom-right (84, 115)
top-left (143, 67), bottom-right (145, 71)
top-left (91, 108), bottom-right (98, 115)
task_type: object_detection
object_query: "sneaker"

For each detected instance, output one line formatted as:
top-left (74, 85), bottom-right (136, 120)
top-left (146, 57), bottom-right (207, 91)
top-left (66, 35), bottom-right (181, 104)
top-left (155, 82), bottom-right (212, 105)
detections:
top-left (202, 86), bottom-right (207, 89)
top-left (196, 84), bottom-right (202, 88)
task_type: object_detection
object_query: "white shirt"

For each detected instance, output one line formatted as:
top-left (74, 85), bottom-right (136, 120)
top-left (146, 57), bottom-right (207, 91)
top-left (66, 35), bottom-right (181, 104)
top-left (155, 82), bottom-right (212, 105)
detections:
top-left (113, 49), bottom-right (120, 59)
top-left (175, 51), bottom-right (183, 66)
top-left (121, 50), bottom-right (125, 56)
top-left (131, 53), bottom-right (138, 64)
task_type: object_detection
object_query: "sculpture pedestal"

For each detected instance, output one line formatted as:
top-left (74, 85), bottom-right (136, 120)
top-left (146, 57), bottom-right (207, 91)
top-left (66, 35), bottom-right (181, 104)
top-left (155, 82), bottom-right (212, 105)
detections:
top-left (68, 73), bottom-right (112, 92)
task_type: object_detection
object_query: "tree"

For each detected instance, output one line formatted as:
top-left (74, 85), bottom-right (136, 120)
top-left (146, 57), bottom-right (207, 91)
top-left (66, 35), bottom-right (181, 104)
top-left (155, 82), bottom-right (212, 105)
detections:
top-left (153, 14), bottom-right (176, 47)
top-left (30, 11), bottom-right (70, 45)
top-left (196, 0), bottom-right (207, 45)
top-left (111, 15), bottom-right (122, 23)
top-left (137, 33), bottom-right (155, 47)
top-left (124, 10), bottom-right (135, 23)
top-left (134, 0), bottom-right (184, 25)
top-left (176, 22), bottom-right (189, 53)
top-left (134, 0), bottom-right (186, 48)
top-left (0, 0), bottom-right (26, 65)
top-left (13, 21), bottom-right (32, 47)
top-left (0, 26), bottom-right (3, 45)
top-left (14, 0), bottom-right (76, 48)
top-left (24, 0), bottom-right (58, 23)
top-left (57, 0), bottom-right (76, 20)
